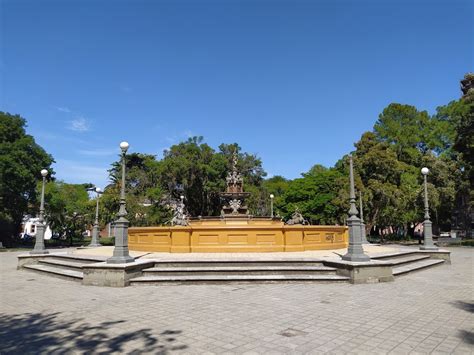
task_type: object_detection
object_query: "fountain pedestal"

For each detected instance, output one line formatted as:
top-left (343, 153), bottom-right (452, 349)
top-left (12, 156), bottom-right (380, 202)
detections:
top-left (219, 152), bottom-right (251, 217)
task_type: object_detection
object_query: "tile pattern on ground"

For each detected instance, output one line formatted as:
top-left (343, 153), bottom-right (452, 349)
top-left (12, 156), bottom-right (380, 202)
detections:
top-left (1, 247), bottom-right (473, 354)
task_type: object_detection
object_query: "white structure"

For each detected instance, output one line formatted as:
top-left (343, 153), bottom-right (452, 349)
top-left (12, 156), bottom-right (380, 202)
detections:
top-left (21, 217), bottom-right (53, 240)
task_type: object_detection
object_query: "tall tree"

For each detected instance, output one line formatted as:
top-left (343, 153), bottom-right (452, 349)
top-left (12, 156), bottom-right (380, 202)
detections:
top-left (104, 137), bottom-right (267, 224)
top-left (42, 181), bottom-right (93, 245)
top-left (374, 103), bottom-right (455, 165)
top-left (433, 73), bottom-right (474, 235)
top-left (0, 112), bottom-right (54, 245)
top-left (277, 165), bottom-right (347, 225)
top-left (105, 152), bottom-right (170, 226)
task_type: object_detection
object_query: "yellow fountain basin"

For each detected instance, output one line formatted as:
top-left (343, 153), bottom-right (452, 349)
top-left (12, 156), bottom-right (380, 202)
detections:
top-left (128, 219), bottom-right (348, 253)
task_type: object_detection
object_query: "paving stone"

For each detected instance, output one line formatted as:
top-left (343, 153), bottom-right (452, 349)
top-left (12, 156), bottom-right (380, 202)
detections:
top-left (1, 248), bottom-right (473, 354)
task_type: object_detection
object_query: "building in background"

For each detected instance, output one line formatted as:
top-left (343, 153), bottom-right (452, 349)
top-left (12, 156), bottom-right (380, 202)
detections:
top-left (21, 216), bottom-right (52, 240)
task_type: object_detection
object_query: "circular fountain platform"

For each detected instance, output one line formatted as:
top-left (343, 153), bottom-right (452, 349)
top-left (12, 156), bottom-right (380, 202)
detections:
top-left (128, 217), bottom-right (348, 253)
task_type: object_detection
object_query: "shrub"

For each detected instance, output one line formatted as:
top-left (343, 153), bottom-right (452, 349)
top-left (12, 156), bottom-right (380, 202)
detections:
top-left (81, 237), bottom-right (115, 246)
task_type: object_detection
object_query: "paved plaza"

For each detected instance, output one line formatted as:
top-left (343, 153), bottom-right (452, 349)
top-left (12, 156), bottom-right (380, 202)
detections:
top-left (1, 247), bottom-right (473, 354)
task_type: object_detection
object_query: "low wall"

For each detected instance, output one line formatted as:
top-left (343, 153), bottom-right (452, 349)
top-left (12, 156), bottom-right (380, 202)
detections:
top-left (129, 221), bottom-right (348, 253)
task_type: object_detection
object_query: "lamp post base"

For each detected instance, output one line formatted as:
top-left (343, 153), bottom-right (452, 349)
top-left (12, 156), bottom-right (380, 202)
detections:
top-left (30, 249), bottom-right (49, 255)
top-left (89, 224), bottom-right (101, 247)
top-left (106, 255), bottom-right (135, 264)
top-left (420, 245), bottom-right (438, 251)
top-left (421, 220), bottom-right (437, 251)
top-left (342, 216), bottom-right (371, 262)
top-left (342, 253), bottom-right (371, 262)
top-left (107, 217), bottom-right (134, 264)
top-left (31, 224), bottom-right (48, 255)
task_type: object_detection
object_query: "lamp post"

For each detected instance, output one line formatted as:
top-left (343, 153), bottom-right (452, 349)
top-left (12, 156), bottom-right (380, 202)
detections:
top-left (89, 187), bottom-right (103, 247)
top-left (270, 194), bottom-right (274, 218)
top-left (359, 191), bottom-right (369, 244)
top-left (31, 169), bottom-right (49, 255)
top-left (107, 142), bottom-right (134, 264)
top-left (420, 167), bottom-right (438, 250)
top-left (342, 155), bottom-right (370, 262)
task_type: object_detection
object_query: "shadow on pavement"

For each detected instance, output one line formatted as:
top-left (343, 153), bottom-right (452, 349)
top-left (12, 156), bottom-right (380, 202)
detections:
top-left (458, 330), bottom-right (474, 345)
top-left (451, 301), bottom-right (474, 345)
top-left (451, 300), bottom-right (474, 313)
top-left (0, 312), bottom-right (186, 354)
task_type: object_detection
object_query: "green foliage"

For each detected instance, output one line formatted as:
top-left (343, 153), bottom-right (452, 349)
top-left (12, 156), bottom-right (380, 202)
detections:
top-left (42, 181), bottom-right (93, 245)
top-left (82, 237), bottom-right (115, 246)
top-left (277, 166), bottom-right (347, 225)
top-left (374, 103), bottom-right (453, 163)
top-left (460, 239), bottom-right (474, 247)
top-left (104, 138), bottom-right (267, 224)
top-left (0, 112), bottom-right (54, 244)
top-left (433, 95), bottom-right (472, 233)
top-left (105, 153), bottom-right (170, 226)
top-left (350, 97), bottom-right (468, 236)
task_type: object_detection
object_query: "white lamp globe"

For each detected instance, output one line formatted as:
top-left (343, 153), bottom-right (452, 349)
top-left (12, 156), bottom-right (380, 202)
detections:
top-left (41, 169), bottom-right (48, 177)
top-left (95, 187), bottom-right (102, 193)
top-left (421, 167), bottom-right (430, 176)
top-left (180, 195), bottom-right (184, 200)
top-left (270, 194), bottom-right (274, 199)
top-left (120, 141), bottom-right (129, 151)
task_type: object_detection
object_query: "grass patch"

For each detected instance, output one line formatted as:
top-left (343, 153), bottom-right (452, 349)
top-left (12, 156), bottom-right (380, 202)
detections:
top-left (81, 237), bottom-right (115, 246)
top-left (447, 239), bottom-right (474, 247)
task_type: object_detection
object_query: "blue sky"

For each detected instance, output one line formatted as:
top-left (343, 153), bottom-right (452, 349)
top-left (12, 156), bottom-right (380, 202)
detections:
top-left (1, 0), bottom-right (472, 189)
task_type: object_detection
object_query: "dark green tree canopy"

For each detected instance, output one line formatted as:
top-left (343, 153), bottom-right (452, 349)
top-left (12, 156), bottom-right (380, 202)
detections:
top-left (0, 112), bottom-right (54, 243)
top-left (42, 181), bottom-right (94, 245)
top-left (103, 137), bottom-right (267, 224)
top-left (276, 166), bottom-right (347, 225)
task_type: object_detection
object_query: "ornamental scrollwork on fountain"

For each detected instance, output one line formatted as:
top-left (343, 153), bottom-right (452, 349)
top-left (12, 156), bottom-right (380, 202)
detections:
top-left (219, 150), bottom-right (250, 217)
top-left (225, 152), bottom-right (243, 193)
top-left (229, 199), bottom-right (242, 214)
top-left (169, 197), bottom-right (189, 226)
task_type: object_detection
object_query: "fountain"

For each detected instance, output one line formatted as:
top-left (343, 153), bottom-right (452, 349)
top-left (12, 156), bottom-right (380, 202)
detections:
top-left (219, 153), bottom-right (250, 218)
top-left (128, 153), bottom-right (348, 253)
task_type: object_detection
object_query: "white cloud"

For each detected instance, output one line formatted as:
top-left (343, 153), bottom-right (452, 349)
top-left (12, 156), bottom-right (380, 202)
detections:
top-left (68, 117), bottom-right (90, 132)
top-left (54, 106), bottom-right (93, 133)
top-left (55, 106), bottom-right (71, 113)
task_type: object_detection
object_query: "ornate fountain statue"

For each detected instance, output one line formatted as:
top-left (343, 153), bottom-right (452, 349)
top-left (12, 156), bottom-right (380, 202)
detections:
top-left (285, 207), bottom-right (308, 225)
top-left (170, 196), bottom-right (189, 226)
top-left (219, 152), bottom-right (250, 217)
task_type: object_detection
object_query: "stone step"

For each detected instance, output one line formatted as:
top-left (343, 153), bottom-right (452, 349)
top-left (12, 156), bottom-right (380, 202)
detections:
top-left (38, 258), bottom-right (85, 271)
top-left (23, 263), bottom-right (83, 280)
top-left (371, 251), bottom-right (421, 260)
top-left (150, 260), bottom-right (325, 268)
top-left (47, 254), bottom-right (107, 264)
top-left (130, 274), bottom-right (350, 285)
top-left (143, 265), bottom-right (338, 276)
top-left (380, 254), bottom-right (431, 266)
top-left (393, 259), bottom-right (445, 276)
